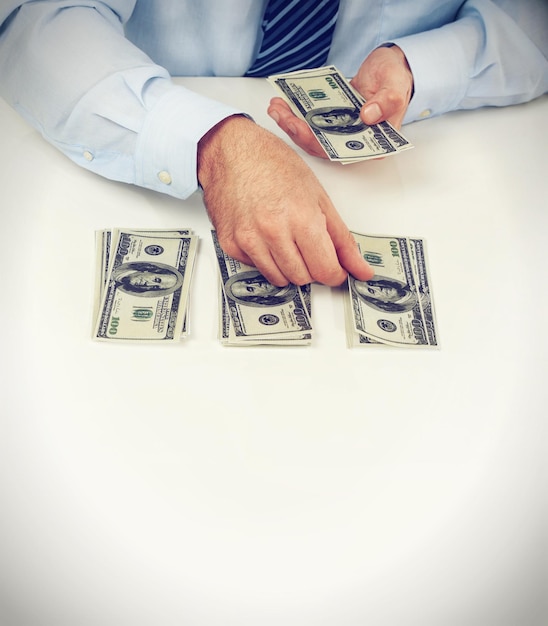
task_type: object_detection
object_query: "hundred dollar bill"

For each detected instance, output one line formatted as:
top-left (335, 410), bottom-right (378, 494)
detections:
top-left (93, 228), bottom-right (197, 337)
top-left (93, 229), bottom-right (197, 341)
top-left (408, 237), bottom-right (438, 347)
top-left (211, 230), bottom-right (313, 344)
top-left (92, 229), bottom-right (112, 327)
top-left (219, 279), bottom-right (312, 346)
top-left (93, 228), bottom-right (196, 338)
top-left (268, 65), bottom-right (413, 163)
top-left (94, 229), bottom-right (195, 297)
top-left (345, 232), bottom-right (438, 347)
top-left (343, 287), bottom-right (382, 348)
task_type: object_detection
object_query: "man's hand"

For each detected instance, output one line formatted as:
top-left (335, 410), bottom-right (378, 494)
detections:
top-left (197, 115), bottom-right (373, 287)
top-left (351, 44), bottom-right (414, 129)
top-left (267, 45), bottom-right (414, 157)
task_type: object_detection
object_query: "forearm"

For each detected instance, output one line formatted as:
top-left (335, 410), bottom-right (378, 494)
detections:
top-left (390, 0), bottom-right (548, 123)
top-left (0, 1), bottom-right (242, 198)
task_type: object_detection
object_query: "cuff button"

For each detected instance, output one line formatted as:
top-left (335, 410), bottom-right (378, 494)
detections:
top-left (158, 170), bottom-right (172, 185)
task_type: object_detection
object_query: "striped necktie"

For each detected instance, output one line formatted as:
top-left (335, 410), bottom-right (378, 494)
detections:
top-left (246, 0), bottom-right (340, 77)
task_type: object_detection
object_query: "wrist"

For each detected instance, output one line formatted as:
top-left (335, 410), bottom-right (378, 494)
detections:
top-left (197, 114), bottom-right (255, 189)
top-left (380, 43), bottom-right (415, 100)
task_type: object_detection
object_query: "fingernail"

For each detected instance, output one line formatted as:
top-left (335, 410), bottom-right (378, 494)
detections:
top-left (362, 103), bottom-right (382, 125)
top-left (269, 109), bottom-right (280, 123)
top-left (287, 123), bottom-right (297, 136)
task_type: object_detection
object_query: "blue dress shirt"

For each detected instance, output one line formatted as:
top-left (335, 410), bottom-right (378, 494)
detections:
top-left (0, 0), bottom-right (547, 200)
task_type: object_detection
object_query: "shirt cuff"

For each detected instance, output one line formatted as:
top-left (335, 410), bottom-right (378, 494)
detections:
top-left (135, 80), bottom-right (244, 199)
top-left (391, 18), bottom-right (477, 124)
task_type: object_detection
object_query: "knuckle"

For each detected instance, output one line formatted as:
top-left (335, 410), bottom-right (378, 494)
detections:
top-left (220, 239), bottom-right (241, 261)
top-left (260, 221), bottom-right (284, 240)
top-left (234, 229), bottom-right (261, 254)
top-left (385, 90), bottom-right (407, 110)
top-left (216, 231), bottom-right (243, 261)
top-left (310, 264), bottom-right (346, 287)
top-left (286, 265), bottom-right (312, 287)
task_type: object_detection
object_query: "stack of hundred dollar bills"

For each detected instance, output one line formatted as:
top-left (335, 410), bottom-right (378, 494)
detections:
top-left (211, 231), bottom-right (312, 346)
top-left (93, 229), bottom-right (198, 342)
top-left (268, 65), bottom-right (413, 163)
top-left (344, 232), bottom-right (438, 348)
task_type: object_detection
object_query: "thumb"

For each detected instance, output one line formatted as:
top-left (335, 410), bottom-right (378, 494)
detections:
top-left (360, 101), bottom-right (383, 125)
top-left (360, 92), bottom-right (407, 130)
top-left (327, 217), bottom-right (374, 282)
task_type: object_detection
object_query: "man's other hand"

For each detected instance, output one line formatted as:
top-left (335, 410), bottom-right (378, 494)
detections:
top-left (197, 115), bottom-right (373, 287)
top-left (267, 45), bottom-right (414, 156)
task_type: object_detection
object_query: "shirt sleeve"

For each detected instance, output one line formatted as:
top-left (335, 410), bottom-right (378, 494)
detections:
top-left (0, 0), bottom-right (243, 199)
top-left (389, 0), bottom-right (548, 124)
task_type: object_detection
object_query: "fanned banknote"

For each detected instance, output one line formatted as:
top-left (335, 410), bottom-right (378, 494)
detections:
top-left (211, 230), bottom-right (312, 346)
top-left (344, 232), bottom-right (438, 348)
top-left (93, 229), bottom-right (198, 342)
top-left (93, 228), bottom-right (194, 328)
top-left (268, 65), bottom-right (413, 164)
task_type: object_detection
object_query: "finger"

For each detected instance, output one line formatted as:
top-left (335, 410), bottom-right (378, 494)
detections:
top-left (323, 206), bottom-right (375, 282)
top-left (350, 47), bottom-right (412, 130)
top-left (267, 97), bottom-right (299, 127)
top-left (268, 239), bottom-right (314, 286)
top-left (235, 242), bottom-right (292, 287)
top-left (296, 230), bottom-right (347, 286)
top-left (215, 237), bottom-right (254, 269)
top-left (289, 206), bottom-right (354, 286)
top-left (267, 99), bottom-right (327, 158)
top-left (268, 97), bottom-right (293, 114)
top-left (245, 224), bottom-right (315, 286)
top-left (359, 100), bottom-right (383, 125)
top-left (214, 229), bottom-right (286, 286)
top-left (362, 93), bottom-right (407, 129)
top-left (334, 230), bottom-right (375, 282)
top-left (359, 87), bottom-right (407, 126)
top-left (246, 215), bottom-right (337, 286)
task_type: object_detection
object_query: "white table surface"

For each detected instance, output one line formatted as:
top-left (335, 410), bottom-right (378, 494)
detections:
top-left (1, 78), bottom-right (546, 626)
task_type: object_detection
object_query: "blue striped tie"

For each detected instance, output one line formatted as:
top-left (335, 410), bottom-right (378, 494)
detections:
top-left (246, 0), bottom-right (340, 77)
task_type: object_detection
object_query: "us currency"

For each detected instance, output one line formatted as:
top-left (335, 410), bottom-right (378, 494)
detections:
top-left (92, 228), bottom-right (112, 327)
top-left (211, 230), bottom-right (312, 346)
top-left (268, 65), bottom-right (413, 164)
top-left (94, 228), bottom-right (196, 337)
top-left (218, 279), bottom-right (312, 346)
top-left (408, 237), bottom-right (438, 347)
top-left (93, 229), bottom-right (198, 342)
top-left (345, 232), bottom-right (438, 348)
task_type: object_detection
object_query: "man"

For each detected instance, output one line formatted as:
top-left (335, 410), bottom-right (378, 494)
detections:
top-left (1, 1), bottom-right (547, 288)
